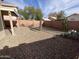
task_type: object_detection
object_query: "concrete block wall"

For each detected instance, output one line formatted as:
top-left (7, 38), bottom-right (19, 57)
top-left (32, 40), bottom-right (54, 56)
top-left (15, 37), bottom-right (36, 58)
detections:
top-left (43, 21), bottom-right (79, 30)
top-left (18, 20), bottom-right (44, 28)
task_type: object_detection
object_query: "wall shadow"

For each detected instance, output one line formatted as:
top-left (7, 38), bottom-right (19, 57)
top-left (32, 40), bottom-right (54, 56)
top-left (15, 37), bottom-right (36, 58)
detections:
top-left (0, 36), bottom-right (79, 59)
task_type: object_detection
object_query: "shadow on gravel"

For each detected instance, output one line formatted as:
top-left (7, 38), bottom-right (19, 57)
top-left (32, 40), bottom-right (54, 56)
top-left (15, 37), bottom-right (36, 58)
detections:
top-left (0, 36), bottom-right (79, 59)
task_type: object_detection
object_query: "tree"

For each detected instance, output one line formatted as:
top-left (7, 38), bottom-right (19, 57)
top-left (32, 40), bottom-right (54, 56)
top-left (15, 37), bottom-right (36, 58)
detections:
top-left (48, 11), bottom-right (65, 21)
top-left (18, 6), bottom-right (43, 20)
top-left (18, 6), bottom-right (43, 30)
top-left (18, 9), bottom-right (29, 19)
top-left (35, 8), bottom-right (43, 20)
top-left (48, 11), bottom-right (68, 31)
top-left (57, 11), bottom-right (65, 21)
top-left (24, 6), bottom-right (36, 19)
top-left (57, 11), bottom-right (68, 31)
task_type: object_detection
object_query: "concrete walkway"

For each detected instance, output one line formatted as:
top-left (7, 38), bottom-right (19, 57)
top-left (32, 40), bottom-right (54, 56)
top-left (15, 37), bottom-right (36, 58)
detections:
top-left (0, 27), bottom-right (62, 49)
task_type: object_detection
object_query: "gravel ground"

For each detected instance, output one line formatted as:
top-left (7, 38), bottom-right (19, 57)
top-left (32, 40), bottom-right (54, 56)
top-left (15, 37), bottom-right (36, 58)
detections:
top-left (0, 27), bottom-right (79, 59)
top-left (0, 27), bottom-right (62, 49)
top-left (0, 36), bottom-right (79, 59)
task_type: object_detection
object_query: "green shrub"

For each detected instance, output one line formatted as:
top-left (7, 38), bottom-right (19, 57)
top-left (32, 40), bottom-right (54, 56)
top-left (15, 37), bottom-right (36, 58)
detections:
top-left (61, 30), bottom-right (79, 40)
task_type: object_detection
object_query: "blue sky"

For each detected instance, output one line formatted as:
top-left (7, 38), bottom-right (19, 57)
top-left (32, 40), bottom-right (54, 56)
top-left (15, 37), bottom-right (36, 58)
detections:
top-left (4, 0), bottom-right (79, 17)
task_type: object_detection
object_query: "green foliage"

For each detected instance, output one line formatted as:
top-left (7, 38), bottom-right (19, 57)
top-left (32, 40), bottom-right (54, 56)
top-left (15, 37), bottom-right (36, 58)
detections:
top-left (62, 17), bottom-right (68, 31)
top-left (57, 11), bottom-right (68, 31)
top-left (24, 6), bottom-right (35, 19)
top-left (18, 9), bottom-right (29, 19)
top-left (35, 8), bottom-right (43, 20)
top-left (57, 11), bottom-right (65, 21)
top-left (18, 6), bottom-right (43, 20)
top-left (61, 30), bottom-right (79, 40)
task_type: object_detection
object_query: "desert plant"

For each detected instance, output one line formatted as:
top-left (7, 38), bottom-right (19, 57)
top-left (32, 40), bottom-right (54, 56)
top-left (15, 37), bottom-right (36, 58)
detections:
top-left (57, 11), bottom-right (68, 31)
top-left (62, 17), bottom-right (68, 31)
top-left (61, 30), bottom-right (79, 40)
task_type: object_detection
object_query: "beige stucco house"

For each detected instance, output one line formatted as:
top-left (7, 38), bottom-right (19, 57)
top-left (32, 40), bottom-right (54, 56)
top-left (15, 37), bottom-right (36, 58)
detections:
top-left (67, 14), bottom-right (79, 21)
top-left (0, 1), bottom-right (19, 39)
top-left (48, 12), bottom-right (57, 21)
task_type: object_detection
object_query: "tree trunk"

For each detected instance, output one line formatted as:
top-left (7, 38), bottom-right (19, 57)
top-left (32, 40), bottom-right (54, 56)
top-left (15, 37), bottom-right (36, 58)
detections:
top-left (39, 20), bottom-right (42, 30)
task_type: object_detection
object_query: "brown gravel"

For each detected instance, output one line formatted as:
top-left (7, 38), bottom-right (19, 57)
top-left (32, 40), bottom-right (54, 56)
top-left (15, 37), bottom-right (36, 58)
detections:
top-left (0, 36), bottom-right (79, 59)
top-left (1, 27), bottom-right (76, 59)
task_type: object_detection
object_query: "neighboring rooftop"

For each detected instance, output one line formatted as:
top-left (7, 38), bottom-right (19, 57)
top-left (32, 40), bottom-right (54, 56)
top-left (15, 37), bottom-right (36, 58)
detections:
top-left (0, 0), bottom-right (17, 7)
top-left (67, 13), bottom-right (79, 17)
top-left (43, 17), bottom-right (51, 21)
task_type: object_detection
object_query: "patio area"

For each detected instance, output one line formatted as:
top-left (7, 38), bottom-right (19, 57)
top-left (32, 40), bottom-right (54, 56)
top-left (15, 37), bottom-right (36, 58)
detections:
top-left (0, 27), bottom-right (62, 49)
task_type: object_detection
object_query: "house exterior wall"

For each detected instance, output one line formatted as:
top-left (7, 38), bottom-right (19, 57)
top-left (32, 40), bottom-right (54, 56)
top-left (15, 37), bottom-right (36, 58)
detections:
top-left (0, 5), bottom-right (17, 12)
top-left (0, 5), bottom-right (18, 37)
top-left (68, 15), bottom-right (79, 21)
top-left (0, 2), bottom-right (18, 36)
top-left (0, 11), bottom-right (5, 40)
top-left (0, 5), bottom-right (18, 28)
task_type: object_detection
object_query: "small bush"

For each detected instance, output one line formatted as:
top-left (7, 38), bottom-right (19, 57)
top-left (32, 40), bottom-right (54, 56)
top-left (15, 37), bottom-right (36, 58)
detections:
top-left (61, 30), bottom-right (79, 40)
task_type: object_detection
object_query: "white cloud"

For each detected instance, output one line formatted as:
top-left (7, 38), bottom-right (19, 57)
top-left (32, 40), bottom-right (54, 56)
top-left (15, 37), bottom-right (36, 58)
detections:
top-left (63, 0), bottom-right (73, 3)
top-left (43, 0), bottom-right (79, 16)
top-left (65, 7), bottom-right (79, 16)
